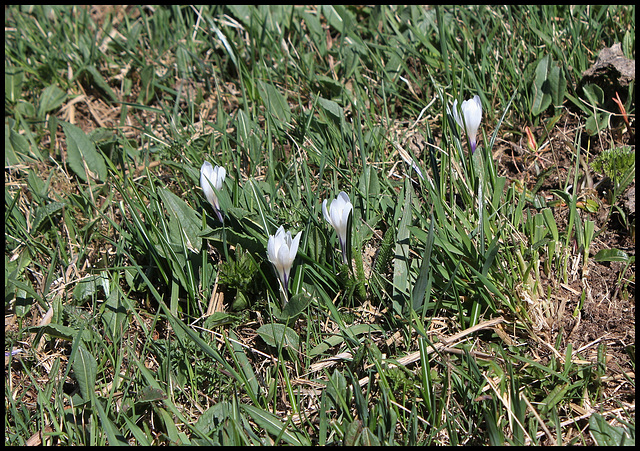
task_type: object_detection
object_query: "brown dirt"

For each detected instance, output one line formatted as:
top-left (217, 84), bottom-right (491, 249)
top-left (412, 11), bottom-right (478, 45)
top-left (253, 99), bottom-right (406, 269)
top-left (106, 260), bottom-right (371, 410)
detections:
top-left (491, 105), bottom-right (635, 427)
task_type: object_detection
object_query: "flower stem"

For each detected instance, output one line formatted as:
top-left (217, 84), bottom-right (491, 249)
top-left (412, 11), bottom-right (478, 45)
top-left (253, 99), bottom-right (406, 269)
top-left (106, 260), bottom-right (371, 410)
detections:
top-left (279, 278), bottom-right (289, 306)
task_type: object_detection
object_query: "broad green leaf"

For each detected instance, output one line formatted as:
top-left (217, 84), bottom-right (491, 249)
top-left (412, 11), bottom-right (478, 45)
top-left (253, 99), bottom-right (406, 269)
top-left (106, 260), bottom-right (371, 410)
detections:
top-left (31, 201), bottom-right (65, 233)
top-left (121, 414), bottom-right (151, 445)
top-left (27, 170), bottom-right (49, 201)
top-left (325, 370), bottom-right (349, 413)
top-left (137, 65), bottom-right (156, 105)
top-left (73, 344), bottom-right (97, 402)
top-left (315, 74), bottom-right (343, 97)
top-left (273, 289), bottom-right (314, 321)
top-left (73, 273), bottom-right (108, 303)
top-left (321, 5), bottom-right (355, 32)
top-left (317, 97), bottom-right (343, 120)
top-left (157, 407), bottom-right (190, 445)
top-left (301, 10), bottom-right (323, 40)
top-left (5, 67), bottom-right (24, 103)
top-left (37, 85), bottom-right (67, 118)
top-left (6, 122), bottom-right (42, 165)
top-left (531, 55), bottom-right (552, 115)
top-left (158, 188), bottom-right (205, 253)
top-left (230, 290), bottom-right (249, 311)
top-left (577, 198), bottom-right (599, 213)
top-left (240, 403), bottom-right (310, 446)
top-left (202, 312), bottom-right (239, 329)
top-left (28, 323), bottom-right (85, 341)
top-left (549, 63), bottom-right (566, 107)
top-left (411, 215), bottom-right (434, 312)
top-left (228, 330), bottom-right (260, 399)
top-left (358, 426), bottom-right (381, 446)
top-left (62, 121), bottom-right (108, 182)
top-left (256, 323), bottom-right (300, 350)
top-left (84, 65), bottom-right (119, 103)
top-left (541, 207), bottom-right (559, 242)
top-left (393, 179), bottom-right (411, 310)
top-left (589, 413), bottom-right (635, 446)
top-left (531, 54), bottom-right (565, 116)
top-left (585, 111), bottom-right (611, 135)
top-left (307, 323), bottom-right (385, 357)
top-left (176, 45), bottom-right (193, 79)
top-left (101, 289), bottom-right (127, 339)
top-left (138, 386), bottom-right (168, 403)
top-left (15, 100), bottom-right (36, 117)
top-left (226, 5), bottom-right (253, 26)
top-left (539, 382), bottom-right (580, 415)
top-left (531, 211), bottom-right (547, 246)
top-left (583, 83), bottom-right (604, 106)
top-left (257, 80), bottom-right (291, 124)
top-left (14, 289), bottom-right (33, 319)
top-left (94, 397), bottom-right (128, 445)
top-left (593, 248), bottom-right (630, 263)
top-left (344, 420), bottom-right (363, 446)
top-left (622, 30), bottom-right (633, 58)
top-left (195, 401), bottom-right (232, 436)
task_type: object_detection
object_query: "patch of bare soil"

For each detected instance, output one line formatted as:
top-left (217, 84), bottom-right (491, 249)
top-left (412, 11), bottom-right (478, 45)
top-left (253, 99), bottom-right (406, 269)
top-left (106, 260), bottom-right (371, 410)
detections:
top-left (493, 103), bottom-right (635, 423)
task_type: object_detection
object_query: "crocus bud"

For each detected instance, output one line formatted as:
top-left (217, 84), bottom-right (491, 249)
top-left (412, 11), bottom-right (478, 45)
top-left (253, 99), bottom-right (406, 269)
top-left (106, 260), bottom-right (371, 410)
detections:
top-left (451, 95), bottom-right (482, 153)
top-left (267, 225), bottom-right (302, 296)
top-left (322, 191), bottom-right (353, 264)
top-left (200, 161), bottom-right (226, 222)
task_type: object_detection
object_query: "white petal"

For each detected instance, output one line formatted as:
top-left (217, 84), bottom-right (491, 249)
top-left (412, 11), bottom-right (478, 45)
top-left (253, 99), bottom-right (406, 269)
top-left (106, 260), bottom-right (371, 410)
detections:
top-left (463, 95), bottom-right (482, 134)
top-left (331, 197), bottom-right (344, 219)
top-left (200, 162), bottom-right (218, 208)
top-left (267, 226), bottom-right (300, 289)
top-left (324, 192), bottom-right (352, 250)
top-left (451, 99), bottom-right (463, 128)
top-left (277, 243), bottom-right (290, 268)
top-left (322, 199), bottom-right (332, 226)
top-left (213, 165), bottom-right (226, 189)
top-left (267, 234), bottom-right (277, 263)
top-left (289, 231), bottom-right (302, 262)
top-left (337, 191), bottom-right (351, 205)
top-left (276, 244), bottom-right (291, 285)
top-left (274, 225), bottom-right (286, 242)
top-left (338, 192), bottom-right (352, 222)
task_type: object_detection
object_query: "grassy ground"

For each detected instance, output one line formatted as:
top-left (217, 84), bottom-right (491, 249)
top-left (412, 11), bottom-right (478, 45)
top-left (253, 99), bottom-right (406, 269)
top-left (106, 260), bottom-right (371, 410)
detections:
top-left (5, 5), bottom-right (635, 445)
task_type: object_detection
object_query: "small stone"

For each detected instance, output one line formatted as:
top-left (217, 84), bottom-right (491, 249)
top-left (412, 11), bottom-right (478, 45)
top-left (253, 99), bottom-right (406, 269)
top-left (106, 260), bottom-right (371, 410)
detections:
top-left (580, 43), bottom-right (635, 105)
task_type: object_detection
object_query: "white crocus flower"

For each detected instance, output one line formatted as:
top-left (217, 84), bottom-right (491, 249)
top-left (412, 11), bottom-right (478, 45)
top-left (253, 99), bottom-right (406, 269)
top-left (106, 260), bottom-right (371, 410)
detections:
top-left (322, 191), bottom-right (353, 264)
top-left (200, 161), bottom-right (226, 222)
top-left (451, 95), bottom-right (482, 153)
top-left (267, 225), bottom-right (302, 298)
